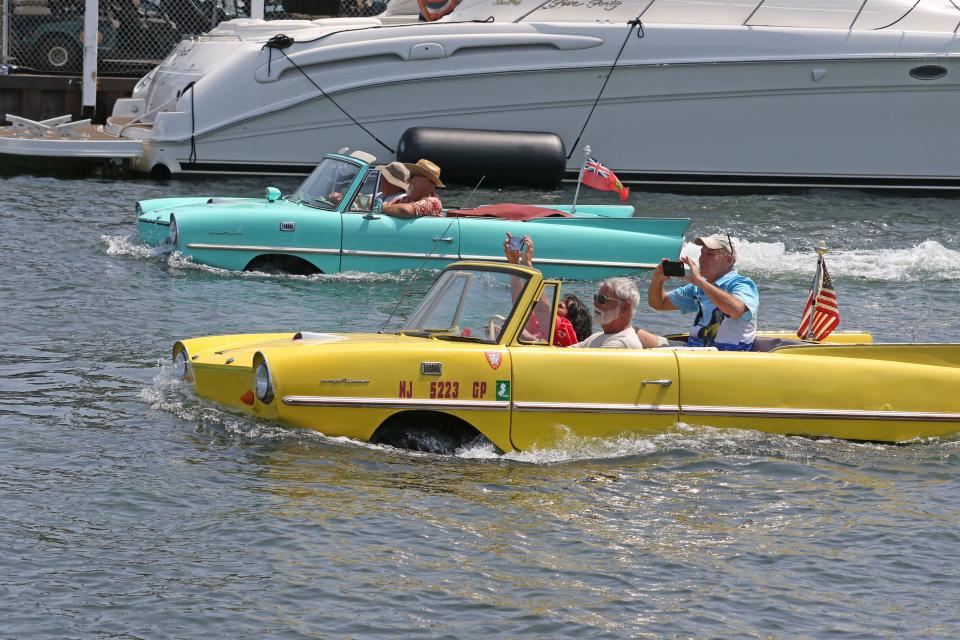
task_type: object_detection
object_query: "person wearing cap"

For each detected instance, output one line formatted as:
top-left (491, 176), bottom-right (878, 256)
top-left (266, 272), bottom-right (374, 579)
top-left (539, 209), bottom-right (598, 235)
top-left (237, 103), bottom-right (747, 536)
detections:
top-left (382, 158), bottom-right (444, 218)
top-left (375, 161), bottom-right (410, 203)
top-left (645, 233), bottom-right (759, 351)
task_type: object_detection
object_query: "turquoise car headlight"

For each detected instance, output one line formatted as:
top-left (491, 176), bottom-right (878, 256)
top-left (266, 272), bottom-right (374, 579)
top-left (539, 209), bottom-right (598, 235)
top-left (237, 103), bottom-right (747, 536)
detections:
top-left (173, 348), bottom-right (191, 379)
top-left (255, 361), bottom-right (274, 403)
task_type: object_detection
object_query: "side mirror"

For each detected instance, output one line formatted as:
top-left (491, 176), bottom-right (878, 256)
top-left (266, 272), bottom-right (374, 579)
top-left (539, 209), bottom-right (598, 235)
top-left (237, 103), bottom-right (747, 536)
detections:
top-left (265, 186), bottom-right (281, 202)
top-left (364, 197), bottom-right (384, 219)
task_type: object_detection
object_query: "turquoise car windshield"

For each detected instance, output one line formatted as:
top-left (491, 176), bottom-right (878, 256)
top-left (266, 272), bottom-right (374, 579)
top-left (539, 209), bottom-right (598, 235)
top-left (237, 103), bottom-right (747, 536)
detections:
top-left (400, 269), bottom-right (529, 343)
top-left (290, 158), bottom-right (362, 210)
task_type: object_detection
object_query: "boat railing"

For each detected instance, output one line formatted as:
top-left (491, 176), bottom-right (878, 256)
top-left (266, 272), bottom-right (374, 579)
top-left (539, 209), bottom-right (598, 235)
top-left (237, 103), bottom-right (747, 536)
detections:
top-left (740, 0), bottom-right (960, 32)
top-left (514, 0), bottom-right (960, 33)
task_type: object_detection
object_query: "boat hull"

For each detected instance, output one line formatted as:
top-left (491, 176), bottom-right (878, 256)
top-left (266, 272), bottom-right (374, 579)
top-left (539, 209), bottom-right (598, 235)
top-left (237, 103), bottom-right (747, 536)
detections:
top-left (5, 21), bottom-right (960, 190)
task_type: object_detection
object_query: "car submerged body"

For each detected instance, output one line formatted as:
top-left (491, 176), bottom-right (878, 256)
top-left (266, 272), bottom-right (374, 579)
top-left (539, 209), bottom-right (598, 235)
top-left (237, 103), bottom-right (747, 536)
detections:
top-left (171, 261), bottom-right (960, 453)
top-left (137, 151), bottom-right (691, 279)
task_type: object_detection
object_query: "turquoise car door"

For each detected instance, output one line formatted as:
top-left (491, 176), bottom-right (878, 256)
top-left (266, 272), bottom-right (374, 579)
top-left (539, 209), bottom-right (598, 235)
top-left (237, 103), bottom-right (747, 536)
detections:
top-left (341, 213), bottom-right (461, 272)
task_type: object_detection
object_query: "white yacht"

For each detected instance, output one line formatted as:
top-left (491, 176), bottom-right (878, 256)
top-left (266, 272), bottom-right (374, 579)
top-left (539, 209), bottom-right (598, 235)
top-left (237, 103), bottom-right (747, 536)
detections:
top-left (4, 0), bottom-right (960, 189)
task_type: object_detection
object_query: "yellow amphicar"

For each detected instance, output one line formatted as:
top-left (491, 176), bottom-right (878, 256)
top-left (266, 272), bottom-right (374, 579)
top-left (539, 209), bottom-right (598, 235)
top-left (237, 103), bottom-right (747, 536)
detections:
top-left (172, 262), bottom-right (960, 453)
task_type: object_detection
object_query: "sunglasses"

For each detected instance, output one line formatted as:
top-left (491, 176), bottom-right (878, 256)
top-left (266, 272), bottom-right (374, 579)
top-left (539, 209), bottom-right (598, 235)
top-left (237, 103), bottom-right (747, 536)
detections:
top-left (593, 293), bottom-right (619, 305)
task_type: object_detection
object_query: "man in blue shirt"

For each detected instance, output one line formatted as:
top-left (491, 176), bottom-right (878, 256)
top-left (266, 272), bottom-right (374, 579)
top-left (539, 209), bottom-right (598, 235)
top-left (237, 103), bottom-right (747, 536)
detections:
top-left (643, 234), bottom-right (759, 351)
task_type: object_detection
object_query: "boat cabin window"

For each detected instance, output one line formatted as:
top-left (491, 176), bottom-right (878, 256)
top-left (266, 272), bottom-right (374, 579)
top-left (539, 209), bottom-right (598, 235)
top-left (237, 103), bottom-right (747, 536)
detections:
top-left (519, 283), bottom-right (559, 345)
top-left (446, 0), bottom-right (960, 32)
top-left (348, 169), bottom-right (381, 213)
top-left (401, 269), bottom-right (530, 343)
top-left (289, 157), bottom-right (362, 211)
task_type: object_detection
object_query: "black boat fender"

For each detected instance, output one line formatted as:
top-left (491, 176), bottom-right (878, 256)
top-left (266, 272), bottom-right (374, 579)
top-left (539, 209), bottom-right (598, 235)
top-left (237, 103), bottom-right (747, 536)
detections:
top-left (397, 127), bottom-right (566, 189)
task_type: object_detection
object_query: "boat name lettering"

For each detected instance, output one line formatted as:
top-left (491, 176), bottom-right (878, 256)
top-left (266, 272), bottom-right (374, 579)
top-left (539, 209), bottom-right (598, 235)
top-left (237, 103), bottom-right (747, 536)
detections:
top-left (399, 380), bottom-right (413, 398)
top-left (541, 0), bottom-right (622, 11)
top-left (472, 381), bottom-right (487, 399)
top-left (429, 381), bottom-right (460, 400)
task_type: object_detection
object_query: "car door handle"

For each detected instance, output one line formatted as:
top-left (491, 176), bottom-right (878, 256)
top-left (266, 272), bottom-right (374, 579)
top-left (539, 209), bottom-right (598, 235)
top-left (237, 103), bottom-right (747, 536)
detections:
top-left (432, 236), bottom-right (455, 242)
top-left (641, 379), bottom-right (673, 386)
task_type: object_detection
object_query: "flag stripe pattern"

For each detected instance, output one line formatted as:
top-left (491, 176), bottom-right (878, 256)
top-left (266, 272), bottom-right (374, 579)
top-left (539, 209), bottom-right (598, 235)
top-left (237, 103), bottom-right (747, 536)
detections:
top-left (797, 259), bottom-right (840, 341)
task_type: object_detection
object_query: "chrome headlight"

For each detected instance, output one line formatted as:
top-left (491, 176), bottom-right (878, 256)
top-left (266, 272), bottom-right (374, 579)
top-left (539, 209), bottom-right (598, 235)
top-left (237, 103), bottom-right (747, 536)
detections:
top-left (254, 361), bottom-right (274, 403)
top-left (167, 216), bottom-right (179, 246)
top-left (173, 349), bottom-right (191, 379)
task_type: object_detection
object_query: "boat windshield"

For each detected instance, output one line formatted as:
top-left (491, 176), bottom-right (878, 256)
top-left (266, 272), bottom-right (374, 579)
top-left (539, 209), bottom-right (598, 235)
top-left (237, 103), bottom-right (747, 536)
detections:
top-left (447, 0), bottom-right (960, 32)
top-left (400, 268), bottom-right (530, 343)
top-left (289, 157), bottom-right (362, 210)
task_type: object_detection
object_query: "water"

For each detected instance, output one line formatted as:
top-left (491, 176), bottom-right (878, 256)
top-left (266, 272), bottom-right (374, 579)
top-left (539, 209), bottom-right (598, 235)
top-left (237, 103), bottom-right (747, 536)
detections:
top-left (2, 173), bottom-right (959, 638)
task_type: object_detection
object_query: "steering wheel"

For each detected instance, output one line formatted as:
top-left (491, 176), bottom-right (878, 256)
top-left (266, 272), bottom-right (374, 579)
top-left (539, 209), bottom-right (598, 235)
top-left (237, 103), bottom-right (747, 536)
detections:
top-left (487, 315), bottom-right (506, 341)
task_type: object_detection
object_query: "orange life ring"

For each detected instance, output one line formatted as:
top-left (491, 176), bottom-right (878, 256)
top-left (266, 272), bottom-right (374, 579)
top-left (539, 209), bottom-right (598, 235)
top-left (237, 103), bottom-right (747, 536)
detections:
top-left (417, 0), bottom-right (458, 21)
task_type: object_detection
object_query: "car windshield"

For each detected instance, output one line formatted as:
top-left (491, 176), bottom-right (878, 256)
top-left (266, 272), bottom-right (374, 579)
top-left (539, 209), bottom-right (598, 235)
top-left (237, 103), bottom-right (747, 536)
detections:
top-left (400, 268), bottom-right (529, 343)
top-left (289, 158), bottom-right (362, 210)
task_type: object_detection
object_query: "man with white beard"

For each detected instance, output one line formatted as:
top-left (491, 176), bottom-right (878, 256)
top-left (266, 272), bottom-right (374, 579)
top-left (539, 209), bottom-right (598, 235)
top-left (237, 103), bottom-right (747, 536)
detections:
top-left (572, 277), bottom-right (657, 349)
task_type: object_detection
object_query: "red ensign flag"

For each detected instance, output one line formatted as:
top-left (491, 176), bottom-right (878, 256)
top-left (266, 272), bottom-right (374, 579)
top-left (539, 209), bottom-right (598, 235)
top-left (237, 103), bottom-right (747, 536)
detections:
top-left (582, 157), bottom-right (630, 202)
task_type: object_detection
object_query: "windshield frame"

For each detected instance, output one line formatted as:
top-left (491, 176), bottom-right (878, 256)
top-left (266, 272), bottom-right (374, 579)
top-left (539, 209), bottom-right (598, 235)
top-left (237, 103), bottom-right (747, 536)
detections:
top-left (288, 155), bottom-right (368, 211)
top-left (399, 265), bottom-right (533, 345)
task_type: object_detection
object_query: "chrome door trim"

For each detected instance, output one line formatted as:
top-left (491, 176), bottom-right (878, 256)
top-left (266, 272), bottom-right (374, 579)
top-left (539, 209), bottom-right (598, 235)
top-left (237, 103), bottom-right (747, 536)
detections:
top-left (512, 401), bottom-right (679, 415)
top-left (283, 396), bottom-right (510, 411)
top-left (341, 249), bottom-right (459, 260)
top-left (186, 243), bottom-right (340, 255)
top-left (682, 405), bottom-right (960, 422)
top-left (460, 255), bottom-right (659, 269)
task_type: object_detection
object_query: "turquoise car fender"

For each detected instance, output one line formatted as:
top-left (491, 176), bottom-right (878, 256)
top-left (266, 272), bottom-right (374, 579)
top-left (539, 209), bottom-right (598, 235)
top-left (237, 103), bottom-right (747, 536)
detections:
top-left (169, 200), bottom-right (342, 273)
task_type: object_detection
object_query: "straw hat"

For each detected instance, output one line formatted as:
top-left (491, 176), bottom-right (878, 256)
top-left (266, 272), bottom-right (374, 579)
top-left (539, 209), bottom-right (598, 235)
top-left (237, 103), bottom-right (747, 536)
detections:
top-left (404, 158), bottom-right (445, 188)
top-left (375, 161), bottom-right (410, 191)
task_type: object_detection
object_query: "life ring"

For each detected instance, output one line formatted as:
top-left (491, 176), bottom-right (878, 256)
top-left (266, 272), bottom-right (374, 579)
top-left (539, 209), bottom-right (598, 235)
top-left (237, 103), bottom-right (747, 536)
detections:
top-left (417, 0), bottom-right (458, 21)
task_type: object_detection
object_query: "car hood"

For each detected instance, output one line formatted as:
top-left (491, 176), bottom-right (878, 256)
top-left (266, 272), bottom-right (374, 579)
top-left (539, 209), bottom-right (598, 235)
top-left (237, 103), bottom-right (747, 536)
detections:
top-left (179, 331), bottom-right (487, 369)
top-left (138, 196), bottom-right (314, 224)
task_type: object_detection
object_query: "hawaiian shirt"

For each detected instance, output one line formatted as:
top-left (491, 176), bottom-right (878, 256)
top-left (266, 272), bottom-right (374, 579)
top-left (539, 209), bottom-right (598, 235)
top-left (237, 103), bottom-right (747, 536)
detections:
top-left (667, 269), bottom-right (759, 351)
top-left (394, 194), bottom-right (443, 217)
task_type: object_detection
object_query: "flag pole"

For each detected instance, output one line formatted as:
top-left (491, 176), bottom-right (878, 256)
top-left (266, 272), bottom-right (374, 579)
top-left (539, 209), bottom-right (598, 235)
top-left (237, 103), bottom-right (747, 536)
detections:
top-left (570, 144), bottom-right (591, 215)
top-left (804, 243), bottom-right (828, 340)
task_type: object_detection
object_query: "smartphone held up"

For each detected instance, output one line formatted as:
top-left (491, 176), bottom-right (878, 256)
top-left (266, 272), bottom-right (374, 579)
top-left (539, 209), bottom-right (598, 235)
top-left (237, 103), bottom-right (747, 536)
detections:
top-left (507, 234), bottom-right (527, 252)
top-left (661, 259), bottom-right (687, 277)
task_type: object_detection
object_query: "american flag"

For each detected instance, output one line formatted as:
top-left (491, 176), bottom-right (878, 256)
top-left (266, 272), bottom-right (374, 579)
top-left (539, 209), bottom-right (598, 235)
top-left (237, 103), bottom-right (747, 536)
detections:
top-left (797, 256), bottom-right (840, 341)
top-left (582, 157), bottom-right (630, 202)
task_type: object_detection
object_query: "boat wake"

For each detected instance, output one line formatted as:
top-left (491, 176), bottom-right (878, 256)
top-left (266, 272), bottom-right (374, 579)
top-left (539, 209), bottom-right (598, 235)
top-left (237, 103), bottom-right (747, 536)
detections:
top-left (105, 234), bottom-right (427, 283)
top-left (102, 234), bottom-right (172, 260)
top-left (694, 238), bottom-right (960, 282)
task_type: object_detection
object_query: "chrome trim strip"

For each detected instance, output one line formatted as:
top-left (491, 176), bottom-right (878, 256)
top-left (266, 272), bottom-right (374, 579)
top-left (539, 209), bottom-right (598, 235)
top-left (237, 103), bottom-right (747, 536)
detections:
top-left (512, 401), bottom-right (680, 415)
top-left (186, 243), bottom-right (340, 255)
top-left (283, 396), bottom-right (510, 411)
top-left (683, 405), bottom-right (960, 422)
top-left (341, 249), bottom-right (459, 260)
top-left (460, 255), bottom-right (659, 269)
top-left (319, 378), bottom-right (370, 384)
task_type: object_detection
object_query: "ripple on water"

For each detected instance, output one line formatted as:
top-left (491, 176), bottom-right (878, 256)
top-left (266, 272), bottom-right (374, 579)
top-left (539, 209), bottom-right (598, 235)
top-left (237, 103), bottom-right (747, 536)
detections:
top-left (5, 175), bottom-right (960, 638)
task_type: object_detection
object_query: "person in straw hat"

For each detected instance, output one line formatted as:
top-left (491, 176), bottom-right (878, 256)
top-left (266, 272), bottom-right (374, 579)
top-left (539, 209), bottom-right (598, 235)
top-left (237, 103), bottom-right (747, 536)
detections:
top-left (375, 161), bottom-right (410, 203)
top-left (382, 158), bottom-right (445, 218)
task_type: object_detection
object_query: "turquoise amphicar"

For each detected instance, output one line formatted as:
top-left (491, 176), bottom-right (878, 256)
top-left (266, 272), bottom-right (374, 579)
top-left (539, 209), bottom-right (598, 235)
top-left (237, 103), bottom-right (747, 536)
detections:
top-left (137, 151), bottom-right (690, 279)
